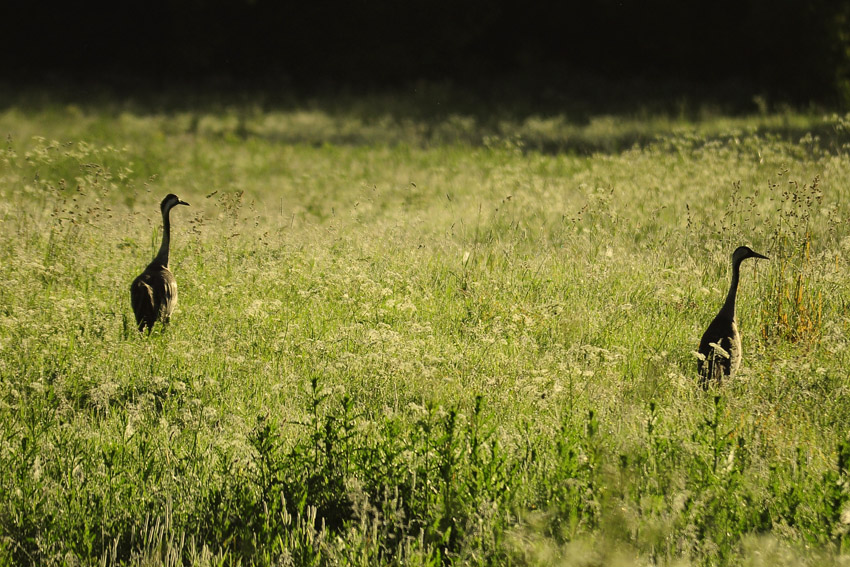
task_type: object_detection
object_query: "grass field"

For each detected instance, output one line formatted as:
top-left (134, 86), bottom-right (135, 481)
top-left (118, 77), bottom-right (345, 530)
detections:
top-left (2, 91), bottom-right (850, 566)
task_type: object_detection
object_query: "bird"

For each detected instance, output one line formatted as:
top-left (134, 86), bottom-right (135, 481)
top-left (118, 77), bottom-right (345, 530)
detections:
top-left (130, 194), bottom-right (189, 333)
top-left (697, 245), bottom-right (768, 388)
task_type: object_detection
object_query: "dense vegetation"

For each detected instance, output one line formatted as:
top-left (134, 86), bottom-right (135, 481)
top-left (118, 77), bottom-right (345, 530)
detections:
top-left (2, 94), bottom-right (850, 565)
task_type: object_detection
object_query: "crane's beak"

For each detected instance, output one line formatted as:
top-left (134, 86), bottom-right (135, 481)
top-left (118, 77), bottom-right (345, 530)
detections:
top-left (178, 199), bottom-right (190, 207)
top-left (752, 251), bottom-right (769, 260)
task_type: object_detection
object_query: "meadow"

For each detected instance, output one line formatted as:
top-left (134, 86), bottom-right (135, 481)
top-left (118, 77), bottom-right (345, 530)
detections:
top-left (1, 89), bottom-right (850, 566)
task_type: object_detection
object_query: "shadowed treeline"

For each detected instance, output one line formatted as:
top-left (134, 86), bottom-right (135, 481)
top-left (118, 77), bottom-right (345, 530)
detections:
top-left (5, 1), bottom-right (850, 105)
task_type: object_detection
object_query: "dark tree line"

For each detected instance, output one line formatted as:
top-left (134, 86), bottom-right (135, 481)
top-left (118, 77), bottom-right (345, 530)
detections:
top-left (5, 0), bottom-right (850, 103)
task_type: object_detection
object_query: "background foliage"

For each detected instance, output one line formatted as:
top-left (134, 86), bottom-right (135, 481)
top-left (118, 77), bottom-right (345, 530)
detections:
top-left (5, 1), bottom-right (850, 105)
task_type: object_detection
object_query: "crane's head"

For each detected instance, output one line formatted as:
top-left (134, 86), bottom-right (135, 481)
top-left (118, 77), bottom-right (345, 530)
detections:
top-left (732, 245), bottom-right (768, 264)
top-left (161, 194), bottom-right (190, 211)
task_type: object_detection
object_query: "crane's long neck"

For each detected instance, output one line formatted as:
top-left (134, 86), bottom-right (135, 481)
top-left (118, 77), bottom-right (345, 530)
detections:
top-left (720, 258), bottom-right (742, 320)
top-left (152, 205), bottom-right (172, 267)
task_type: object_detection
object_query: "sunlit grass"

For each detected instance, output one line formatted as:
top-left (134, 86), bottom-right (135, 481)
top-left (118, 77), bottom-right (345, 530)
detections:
top-left (1, 97), bottom-right (850, 565)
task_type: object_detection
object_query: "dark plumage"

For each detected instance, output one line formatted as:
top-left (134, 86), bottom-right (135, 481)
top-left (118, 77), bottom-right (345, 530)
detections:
top-left (131, 194), bottom-right (189, 333)
top-left (697, 245), bottom-right (768, 388)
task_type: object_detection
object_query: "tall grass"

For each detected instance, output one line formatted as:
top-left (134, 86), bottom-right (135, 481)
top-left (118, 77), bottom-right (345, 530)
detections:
top-left (1, 98), bottom-right (850, 566)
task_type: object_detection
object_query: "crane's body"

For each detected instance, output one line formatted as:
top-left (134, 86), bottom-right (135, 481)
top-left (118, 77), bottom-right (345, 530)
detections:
top-left (131, 263), bottom-right (179, 332)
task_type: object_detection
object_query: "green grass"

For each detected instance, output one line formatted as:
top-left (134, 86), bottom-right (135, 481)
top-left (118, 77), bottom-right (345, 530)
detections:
top-left (2, 93), bottom-right (850, 566)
